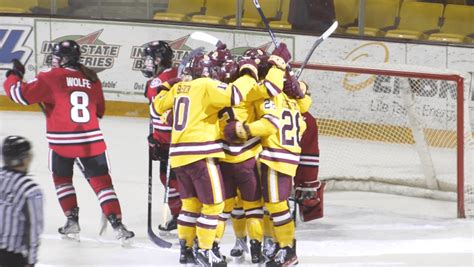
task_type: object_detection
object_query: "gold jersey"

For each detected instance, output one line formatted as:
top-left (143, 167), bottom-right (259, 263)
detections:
top-left (219, 67), bottom-right (286, 163)
top-left (249, 94), bottom-right (312, 177)
top-left (153, 77), bottom-right (242, 168)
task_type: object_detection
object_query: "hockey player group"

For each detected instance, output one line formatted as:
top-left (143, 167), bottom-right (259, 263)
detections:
top-left (3, 37), bottom-right (322, 267)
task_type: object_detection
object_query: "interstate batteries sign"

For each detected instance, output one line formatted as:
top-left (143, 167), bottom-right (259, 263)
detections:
top-left (40, 29), bottom-right (120, 72)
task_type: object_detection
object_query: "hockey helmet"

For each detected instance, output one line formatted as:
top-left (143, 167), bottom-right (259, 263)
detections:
top-left (242, 48), bottom-right (270, 79)
top-left (51, 40), bottom-right (81, 68)
top-left (2, 135), bottom-right (32, 167)
top-left (142, 41), bottom-right (174, 78)
top-left (182, 52), bottom-right (216, 80)
top-left (208, 46), bottom-right (233, 67)
top-left (216, 58), bottom-right (239, 83)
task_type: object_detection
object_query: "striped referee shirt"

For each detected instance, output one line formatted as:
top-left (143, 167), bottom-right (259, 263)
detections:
top-left (0, 167), bottom-right (43, 264)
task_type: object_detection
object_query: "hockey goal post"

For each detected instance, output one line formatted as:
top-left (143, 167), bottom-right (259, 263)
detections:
top-left (292, 61), bottom-right (473, 218)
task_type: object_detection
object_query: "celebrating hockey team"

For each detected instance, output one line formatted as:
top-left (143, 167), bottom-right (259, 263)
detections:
top-left (2, 28), bottom-right (326, 267)
top-left (2, 36), bottom-right (323, 266)
top-left (3, 0), bottom-right (473, 266)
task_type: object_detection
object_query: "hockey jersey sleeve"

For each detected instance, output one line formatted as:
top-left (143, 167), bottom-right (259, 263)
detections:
top-left (206, 78), bottom-right (242, 108)
top-left (246, 98), bottom-right (279, 137)
top-left (153, 85), bottom-right (175, 115)
top-left (3, 72), bottom-right (52, 106)
top-left (296, 94), bottom-right (312, 114)
top-left (25, 186), bottom-right (44, 264)
top-left (245, 66), bottom-right (285, 102)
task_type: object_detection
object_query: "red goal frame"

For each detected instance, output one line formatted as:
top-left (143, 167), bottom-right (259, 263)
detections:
top-left (291, 62), bottom-right (466, 218)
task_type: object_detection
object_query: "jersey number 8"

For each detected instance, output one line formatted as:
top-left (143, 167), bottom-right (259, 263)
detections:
top-left (70, 91), bottom-right (90, 123)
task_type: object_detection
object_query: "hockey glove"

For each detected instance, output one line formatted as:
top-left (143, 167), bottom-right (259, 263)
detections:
top-left (268, 43), bottom-right (291, 70)
top-left (148, 134), bottom-right (169, 161)
top-left (6, 59), bottom-right (25, 79)
top-left (300, 81), bottom-right (310, 96)
top-left (223, 121), bottom-right (251, 143)
top-left (283, 72), bottom-right (305, 99)
top-left (295, 180), bottom-right (322, 207)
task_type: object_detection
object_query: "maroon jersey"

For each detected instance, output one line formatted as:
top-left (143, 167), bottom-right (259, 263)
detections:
top-left (3, 67), bottom-right (106, 158)
top-left (146, 67), bottom-right (178, 145)
top-left (294, 112), bottom-right (320, 185)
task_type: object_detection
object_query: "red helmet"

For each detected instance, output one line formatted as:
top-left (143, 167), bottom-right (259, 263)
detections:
top-left (208, 44), bottom-right (233, 66)
top-left (183, 52), bottom-right (215, 79)
top-left (242, 48), bottom-right (270, 79)
top-left (216, 59), bottom-right (239, 83)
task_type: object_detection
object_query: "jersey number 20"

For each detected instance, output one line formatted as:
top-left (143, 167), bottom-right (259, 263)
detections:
top-left (70, 91), bottom-right (90, 123)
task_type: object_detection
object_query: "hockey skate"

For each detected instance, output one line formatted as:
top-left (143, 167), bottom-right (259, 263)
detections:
top-left (265, 245), bottom-right (298, 267)
top-left (263, 237), bottom-right (279, 262)
top-left (179, 239), bottom-right (196, 265)
top-left (195, 248), bottom-right (227, 267)
top-left (158, 215), bottom-right (178, 238)
top-left (250, 239), bottom-right (263, 264)
top-left (107, 214), bottom-right (135, 246)
top-left (230, 237), bottom-right (248, 262)
top-left (212, 242), bottom-right (226, 262)
top-left (58, 207), bottom-right (81, 242)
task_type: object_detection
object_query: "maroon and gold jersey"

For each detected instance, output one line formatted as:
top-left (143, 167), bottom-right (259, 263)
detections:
top-left (3, 67), bottom-right (106, 158)
top-left (153, 77), bottom-right (242, 168)
top-left (251, 94), bottom-right (312, 177)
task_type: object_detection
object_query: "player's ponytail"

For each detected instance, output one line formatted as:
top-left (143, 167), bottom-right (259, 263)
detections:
top-left (79, 64), bottom-right (99, 83)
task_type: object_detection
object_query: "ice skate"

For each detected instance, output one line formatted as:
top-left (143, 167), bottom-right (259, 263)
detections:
top-left (212, 242), bottom-right (226, 262)
top-left (265, 245), bottom-right (297, 267)
top-left (263, 237), bottom-right (278, 262)
top-left (250, 239), bottom-right (263, 264)
top-left (58, 207), bottom-right (80, 242)
top-left (107, 214), bottom-right (135, 246)
top-left (230, 237), bottom-right (248, 262)
top-left (195, 248), bottom-right (227, 267)
top-left (179, 239), bottom-right (196, 265)
top-left (158, 215), bottom-right (178, 238)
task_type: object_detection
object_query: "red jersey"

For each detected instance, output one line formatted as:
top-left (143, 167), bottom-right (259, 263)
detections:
top-left (294, 112), bottom-right (320, 185)
top-left (146, 68), bottom-right (178, 145)
top-left (3, 67), bottom-right (106, 158)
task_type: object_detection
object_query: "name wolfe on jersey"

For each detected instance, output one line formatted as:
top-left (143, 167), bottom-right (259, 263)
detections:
top-left (66, 77), bottom-right (92, 88)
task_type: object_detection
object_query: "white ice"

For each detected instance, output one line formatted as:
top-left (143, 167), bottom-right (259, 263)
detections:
top-left (1, 111), bottom-right (473, 266)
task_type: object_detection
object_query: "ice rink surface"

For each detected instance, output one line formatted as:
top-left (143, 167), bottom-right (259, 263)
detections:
top-left (1, 111), bottom-right (473, 266)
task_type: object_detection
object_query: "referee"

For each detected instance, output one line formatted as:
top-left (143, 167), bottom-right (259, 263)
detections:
top-left (0, 136), bottom-right (43, 267)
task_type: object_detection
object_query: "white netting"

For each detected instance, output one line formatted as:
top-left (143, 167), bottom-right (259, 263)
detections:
top-left (298, 61), bottom-right (474, 218)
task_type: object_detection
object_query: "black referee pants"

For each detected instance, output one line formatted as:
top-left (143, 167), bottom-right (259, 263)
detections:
top-left (0, 249), bottom-right (27, 267)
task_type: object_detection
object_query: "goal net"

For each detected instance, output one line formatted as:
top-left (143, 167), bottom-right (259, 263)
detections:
top-left (295, 61), bottom-right (474, 218)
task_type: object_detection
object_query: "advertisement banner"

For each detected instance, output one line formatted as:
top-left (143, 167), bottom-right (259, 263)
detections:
top-left (0, 16), bottom-right (472, 127)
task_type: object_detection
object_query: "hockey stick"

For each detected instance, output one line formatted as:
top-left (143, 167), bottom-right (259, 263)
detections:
top-left (295, 21), bottom-right (338, 79)
top-left (252, 0), bottom-right (279, 48)
top-left (189, 32), bottom-right (225, 48)
top-left (158, 159), bottom-right (172, 234)
top-left (177, 46), bottom-right (205, 77)
top-left (38, 103), bottom-right (109, 236)
top-left (147, 120), bottom-right (173, 248)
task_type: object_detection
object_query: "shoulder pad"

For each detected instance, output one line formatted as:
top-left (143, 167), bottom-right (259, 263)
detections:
top-left (150, 77), bottom-right (163, 88)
